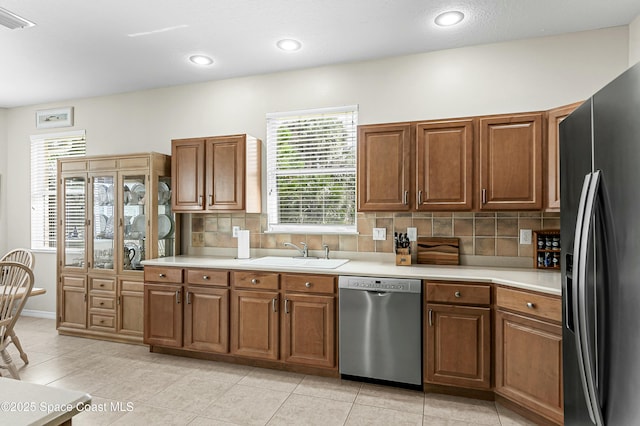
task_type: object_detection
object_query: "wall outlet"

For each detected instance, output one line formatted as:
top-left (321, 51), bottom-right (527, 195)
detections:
top-left (407, 227), bottom-right (417, 241)
top-left (232, 226), bottom-right (240, 238)
top-left (373, 228), bottom-right (387, 241)
top-left (520, 229), bottom-right (532, 245)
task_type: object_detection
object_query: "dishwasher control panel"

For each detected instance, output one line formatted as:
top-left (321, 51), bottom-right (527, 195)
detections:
top-left (338, 276), bottom-right (422, 294)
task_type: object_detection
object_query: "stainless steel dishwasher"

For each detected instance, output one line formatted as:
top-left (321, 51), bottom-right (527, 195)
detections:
top-left (338, 275), bottom-right (422, 389)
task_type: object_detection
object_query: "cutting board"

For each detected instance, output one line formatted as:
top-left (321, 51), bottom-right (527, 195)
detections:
top-left (417, 237), bottom-right (460, 265)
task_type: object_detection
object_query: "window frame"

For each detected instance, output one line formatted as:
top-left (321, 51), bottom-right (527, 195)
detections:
top-left (266, 105), bottom-right (358, 235)
top-left (30, 130), bottom-right (86, 252)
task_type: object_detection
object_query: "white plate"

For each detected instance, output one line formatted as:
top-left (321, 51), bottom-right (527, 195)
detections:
top-left (158, 181), bottom-right (170, 205)
top-left (132, 214), bottom-right (146, 236)
top-left (130, 183), bottom-right (146, 205)
top-left (94, 214), bottom-right (107, 235)
top-left (94, 184), bottom-right (108, 205)
top-left (158, 214), bottom-right (173, 239)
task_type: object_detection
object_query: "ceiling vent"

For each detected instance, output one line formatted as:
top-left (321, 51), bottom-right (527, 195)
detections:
top-left (0, 7), bottom-right (35, 30)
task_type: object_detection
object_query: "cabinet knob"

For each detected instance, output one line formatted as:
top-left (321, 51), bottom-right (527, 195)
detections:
top-left (203, 275), bottom-right (209, 280)
top-left (100, 302), bottom-right (104, 306)
top-left (526, 302), bottom-right (535, 309)
top-left (159, 273), bottom-right (166, 278)
top-left (454, 291), bottom-right (461, 298)
top-left (251, 278), bottom-right (259, 285)
top-left (305, 282), bottom-right (312, 288)
top-left (99, 283), bottom-right (104, 287)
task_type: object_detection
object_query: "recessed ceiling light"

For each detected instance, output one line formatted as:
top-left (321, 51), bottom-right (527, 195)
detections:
top-left (434, 11), bottom-right (465, 27)
top-left (189, 55), bottom-right (214, 66)
top-left (277, 39), bottom-right (302, 52)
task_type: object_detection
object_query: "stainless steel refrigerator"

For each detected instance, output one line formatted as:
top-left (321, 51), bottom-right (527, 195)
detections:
top-left (560, 62), bottom-right (640, 425)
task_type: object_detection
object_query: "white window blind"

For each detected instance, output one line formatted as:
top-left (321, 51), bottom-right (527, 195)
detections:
top-left (266, 105), bottom-right (357, 234)
top-left (30, 130), bottom-right (86, 250)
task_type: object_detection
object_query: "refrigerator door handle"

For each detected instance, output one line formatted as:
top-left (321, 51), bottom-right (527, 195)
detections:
top-left (575, 170), bottom-right (605, 426)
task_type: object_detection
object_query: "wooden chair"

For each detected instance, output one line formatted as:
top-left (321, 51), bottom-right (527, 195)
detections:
top-left (0, 249), bottom-right (35, 364)
top-left (0, 261), bottom-right (34, 379)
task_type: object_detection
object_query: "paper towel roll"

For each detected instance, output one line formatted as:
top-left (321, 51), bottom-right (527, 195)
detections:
top-left (237, 230), bottom-right (250, 259)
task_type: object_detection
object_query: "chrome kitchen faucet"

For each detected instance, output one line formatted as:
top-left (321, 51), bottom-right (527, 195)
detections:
top-left (284, 242), bottom-right (308, 257)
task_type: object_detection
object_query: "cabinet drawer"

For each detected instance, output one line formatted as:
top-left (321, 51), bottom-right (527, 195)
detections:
top-left (187, 269), bottom-right (229, 286)
top-left (89, 313), bottom-right (116, 330)
top-left (282, 274), bottom-right (335, 294)
top-left (90, 295), bottom-right (116, 310)
top-left (90, 277), bottom-right (116, 293)
top-left (120, 279), bottom-right (143, 293)
top-left (496, 286), bottom-right (561, 323)
top-left (232, 271), bottom-right (279, 290)
top-left (144, 266), bottom-right (184, 284)
top-left (426, 281), bottom-right (491, 305)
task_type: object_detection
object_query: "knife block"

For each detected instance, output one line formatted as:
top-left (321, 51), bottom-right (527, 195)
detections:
top-left (396, 248), bottom-right (412, 266)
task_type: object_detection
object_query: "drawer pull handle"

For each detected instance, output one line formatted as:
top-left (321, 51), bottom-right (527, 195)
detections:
top-left (305, 282), bottom-right (312, 288)
top-left (526, 302), bottom-right (535, 309)
top-left (285, 298), bottom-right (290, 314)
top-left (454, 291), bottom-right (461, 298)
top-left (176, 290), bottom-right (181, 304)
top-left (203, 275), bottom-right (209, 280)
top-left (159, 273), bottom-right (166, 278)
top-left (428, 309), bottom-right (433, 327)
top-left (251, 278), bottom-right (259, 285)
top-left (186, 292), bottom-right (191, 305)
top-left (272, 298), bottom-right (278, 312)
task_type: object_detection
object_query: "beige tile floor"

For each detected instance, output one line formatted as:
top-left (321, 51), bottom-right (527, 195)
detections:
top-left (2, 317), bottom-right (537, 425)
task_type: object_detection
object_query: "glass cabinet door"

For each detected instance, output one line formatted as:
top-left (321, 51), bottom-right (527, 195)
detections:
top-left (91, 174), bottom-right (115, 271)
top-left (122, 173), bottom-right (146, 271)
top-left (157, 176), bottom-right (175, 258)
top-left (62, 175), bottom-right (87, 268)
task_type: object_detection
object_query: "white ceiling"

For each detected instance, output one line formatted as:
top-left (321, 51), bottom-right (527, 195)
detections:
top-left (1, 0), bottom-right (639, 108)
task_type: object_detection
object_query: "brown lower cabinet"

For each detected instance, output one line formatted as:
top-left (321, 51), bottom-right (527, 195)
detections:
top-left (145, 267), bottom-right (337, 372)
top-left (495, 286), bottom-right (563, 425)
top-left (230, 288), bottom-right (280, 360)
top-left (424, 281), bottom-right (492, 390)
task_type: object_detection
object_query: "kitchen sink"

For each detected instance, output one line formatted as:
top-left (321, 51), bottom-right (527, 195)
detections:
top-left (242, 256), bottom-right (350, 269)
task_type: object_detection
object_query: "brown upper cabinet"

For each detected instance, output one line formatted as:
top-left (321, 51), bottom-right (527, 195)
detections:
top-left (546, 102), bottom-right (583, 211)
top-left (358, 120), bottom-right (473, 211)
top-left (416, 120), bottom-right (473, 211)
top-left (171, 134), bottom-right (262, 213)
top-left (357, 123), bottom-right (412, 211)
top-left (478, 113), bottom-right (543, 210)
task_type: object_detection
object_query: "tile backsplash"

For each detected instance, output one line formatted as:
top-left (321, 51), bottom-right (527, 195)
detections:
top-left (190, 211), bottom-right (560, 258)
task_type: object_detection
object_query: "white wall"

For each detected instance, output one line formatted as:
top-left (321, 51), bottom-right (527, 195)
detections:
top-left (6, 26), bottom-right (631, 314)
top-left (0, 108), bottom-right (6, 254)
top-left (630, 15), bottom-right (640, 66)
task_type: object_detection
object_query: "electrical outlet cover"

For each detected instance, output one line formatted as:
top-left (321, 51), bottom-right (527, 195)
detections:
top-left (373, 228), bottom-right (387, 241)
top-left (407, 227), bottom-right (417, 241)
top-left (520, 229), bottom-right (532, 245)
top-left (232, 226), bottom-right (240, 238)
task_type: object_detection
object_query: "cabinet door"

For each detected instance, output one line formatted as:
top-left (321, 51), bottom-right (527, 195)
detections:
top-left (282, 293), bottom-right (335, 368)
top-left (416, 120), bottom-right (473, 210)
top-left (205, 136), bottom-right (245, 211)
top-left (143, 283), bottom-right (183, 347)
top-left (425, 304), bottom-right (491, 389)
top-left (357, 123), bottom-right (412, 211)
top-left (495, 310), bottom-right (563, 425)
top-left (479, 114), bottom-right (543, 210)
top-left (59, 275), bottom-right (87, 329)
top-left (546, 102), bottom-right (581, 211)
top-left (230, 289), bottom-right (279, 360)
top-left (184, 286), bottom-right (229, 353)
top-left (118, 279), bottom-right (144, 337)
top-left (59, 174), bottom-right (88, 273)
top-left (171, 139), bottom-right (205, 211)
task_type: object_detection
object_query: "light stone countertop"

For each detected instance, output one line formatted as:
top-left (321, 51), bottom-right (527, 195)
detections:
top-left (142, 255), bottom-right (561, 296)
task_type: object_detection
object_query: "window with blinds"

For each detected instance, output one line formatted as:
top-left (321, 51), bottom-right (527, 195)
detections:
top-left (30, 130), bottom-right (86, 250)
top-left (266, 105), bottom-right (357, 234)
